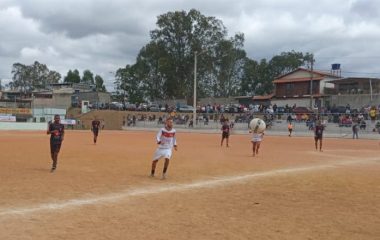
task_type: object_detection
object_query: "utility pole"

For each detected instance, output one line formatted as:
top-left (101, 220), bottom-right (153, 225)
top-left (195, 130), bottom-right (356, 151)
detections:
top-left (193, 51), bottom-right (197, 127)
top-left (309, 55), bottom-right (315, 109)
top-left (193, 50), bottom-right (207, 127)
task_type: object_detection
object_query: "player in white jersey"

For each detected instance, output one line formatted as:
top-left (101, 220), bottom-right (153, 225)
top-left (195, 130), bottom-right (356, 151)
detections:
top-left (150, 118), bottom-right (178, 179)
top-left (250, 130), bottom-right (264, 157)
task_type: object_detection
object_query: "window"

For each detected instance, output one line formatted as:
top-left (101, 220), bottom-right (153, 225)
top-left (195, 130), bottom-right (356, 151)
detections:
top-left (285, 83), bottom-right (294, 95)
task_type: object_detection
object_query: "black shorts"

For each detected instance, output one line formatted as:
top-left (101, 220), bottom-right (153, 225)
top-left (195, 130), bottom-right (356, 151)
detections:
top-left (93, 130), bottom-right (99, 136)
top-left (50, 142), bottom-right (62, 154)
top-left (222, 132), bottom-right (229, 139)
top-left (314, 135), bottom-right (322, 141)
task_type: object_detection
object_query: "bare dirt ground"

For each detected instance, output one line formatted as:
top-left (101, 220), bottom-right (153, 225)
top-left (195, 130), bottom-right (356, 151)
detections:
top-left (0, 130), bottom-right (379, 240)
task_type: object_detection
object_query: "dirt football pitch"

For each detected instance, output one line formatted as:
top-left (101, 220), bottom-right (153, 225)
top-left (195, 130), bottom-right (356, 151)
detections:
top-left (0, 130), bottom-right (379, 240)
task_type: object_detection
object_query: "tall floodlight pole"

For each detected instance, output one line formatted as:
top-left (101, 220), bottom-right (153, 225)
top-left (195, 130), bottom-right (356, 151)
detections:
top-left (193, 51), bottom-right (198, 127)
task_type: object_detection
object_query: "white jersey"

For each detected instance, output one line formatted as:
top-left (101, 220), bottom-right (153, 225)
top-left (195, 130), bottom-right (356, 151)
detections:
top-left (251, 132), bottom-right (264, 142)
top-left (156, 127), bottom-right (177, 149)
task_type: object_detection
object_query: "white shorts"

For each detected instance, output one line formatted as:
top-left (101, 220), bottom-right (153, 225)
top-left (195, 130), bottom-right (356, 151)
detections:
top-left (251, 137), bottom-right (262, 142)
top-left (153, 148), bottom-right (172, 161)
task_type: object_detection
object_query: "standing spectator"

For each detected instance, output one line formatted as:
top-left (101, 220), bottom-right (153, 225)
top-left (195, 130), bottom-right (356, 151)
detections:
top-left (204, 115), bottom-right (209, 125)
top-left (360, 119), bottom-right (366, 130)
top-left (91, 116), bottom-right (101, 144)
top-left (132, 115), bottom-right (136, 126)
top-left (273, 104), bottom-right (277, 113)
top-left (314, 121), bottom-right (325, 152)
top-left (369, 107), bottom-right (377, 122)
top-left (220, 119), bottom-right (230, 147)
top-left (287, 114), bottom-right (293, 123)
top-left (288, 122), bottom-right (293, 137)
top-left (352, 122), bottom-right (359, 139)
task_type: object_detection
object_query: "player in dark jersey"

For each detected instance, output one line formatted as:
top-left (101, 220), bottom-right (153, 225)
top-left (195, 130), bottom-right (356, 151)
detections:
top-left (221, 119), bottom-right (230, 147)
top-left (314, 120), bottom-right (324, 151)
top-left (47, 115), bottom-right (65, 172)
top-left (91, 117), bottom-right (101, 144)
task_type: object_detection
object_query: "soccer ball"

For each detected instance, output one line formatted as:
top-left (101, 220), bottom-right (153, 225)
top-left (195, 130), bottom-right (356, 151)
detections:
top-left (249, 118), bottom-right (266, 133)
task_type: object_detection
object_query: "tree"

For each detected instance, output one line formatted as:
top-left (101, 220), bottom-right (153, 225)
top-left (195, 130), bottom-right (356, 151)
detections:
top-left (64, 69), bottom-right (81, 83)
top-left (82, 69), bottom-right (94, 84)
top-left (134, 41), bottom-right (167, 101)
top-left (149, 9), bottom-right (229, 101)
top-left (115, 65), bottom-right (144, 103)
top-left (118, 9), bottom-right (249, 102)
top-left (210, 34), bottom-right (247, 97)
top-left (268, 50), bottom-right (312, 77)
top-left (240, 58), bottom-right (259, 96)
top-left (10, 61), bottom-right (61, 92)
top-left (94, 75), bottom-right (106, 92)
top-left (115, 9), bottom-right (315, 100)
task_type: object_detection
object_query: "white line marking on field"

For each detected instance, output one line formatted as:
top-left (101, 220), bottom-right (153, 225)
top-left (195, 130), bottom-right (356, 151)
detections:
top-left (0, 158), bottom-right (379, 219)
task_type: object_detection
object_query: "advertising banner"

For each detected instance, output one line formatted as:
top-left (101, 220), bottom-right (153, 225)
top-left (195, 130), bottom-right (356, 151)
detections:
top-left (60, 119), bottom-right (76, 125)
top-left (0, 115), bottom-right (17, 122)
top-left (0, 108), bottom-right (32, 115)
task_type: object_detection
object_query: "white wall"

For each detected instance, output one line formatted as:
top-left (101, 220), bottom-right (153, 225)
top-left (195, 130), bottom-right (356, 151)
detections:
top-left (0, 122), bottom-right (47, 130)
top-left (33, 108), bottom-right (67, 122)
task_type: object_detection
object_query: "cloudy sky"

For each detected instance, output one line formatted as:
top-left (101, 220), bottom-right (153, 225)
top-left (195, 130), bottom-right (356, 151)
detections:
top-left (1, 0), bottom-right (379, 90)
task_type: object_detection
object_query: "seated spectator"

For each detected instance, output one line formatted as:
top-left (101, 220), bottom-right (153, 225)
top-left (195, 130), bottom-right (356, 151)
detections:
top-left (359, 120), bottom-right (366, 130)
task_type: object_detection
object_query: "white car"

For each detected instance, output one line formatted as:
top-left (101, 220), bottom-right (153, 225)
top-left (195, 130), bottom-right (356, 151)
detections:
top-left (179, 105), bottom-right (195, 112)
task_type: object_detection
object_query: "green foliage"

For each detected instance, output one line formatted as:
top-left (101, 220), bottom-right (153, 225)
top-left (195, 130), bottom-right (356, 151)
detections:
top-left (116, 9), bottom-right (247, 102)
top-left (112, 10), bottom-right (314, 101)
top-left (82, 69), bottom-right (94, 84)
top-left (64, 69), bottom-right (81, 83)
top-left (95, 75), bottom-right (106, 92)
top-left (115, 65), bottom-right (144, 103)
top-left (10, 61), bottom-right (61, 92)
top-left (240, 51), bottom-right (314, 96)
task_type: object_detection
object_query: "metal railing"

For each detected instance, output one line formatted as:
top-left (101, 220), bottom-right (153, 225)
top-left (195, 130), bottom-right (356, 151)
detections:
top-left (124, 117), bottom-right (380, 139)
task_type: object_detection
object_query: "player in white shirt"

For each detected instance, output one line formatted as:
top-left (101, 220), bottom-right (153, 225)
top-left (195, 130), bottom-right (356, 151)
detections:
top-left (250, 130), bottom-right (264, 157)
top-left (150, 118), bottom-right (178, 179)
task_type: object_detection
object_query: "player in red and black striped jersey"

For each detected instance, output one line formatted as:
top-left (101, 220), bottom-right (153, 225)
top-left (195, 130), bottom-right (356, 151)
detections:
top-left (91, 117), bottom-right (101, 144)
top-left (47, 115), bottom-right (65, 172)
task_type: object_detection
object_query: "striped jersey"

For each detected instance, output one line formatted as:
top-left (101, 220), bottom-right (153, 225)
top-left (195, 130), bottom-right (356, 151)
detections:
top-left (156, 127), bottom-right (177, 149)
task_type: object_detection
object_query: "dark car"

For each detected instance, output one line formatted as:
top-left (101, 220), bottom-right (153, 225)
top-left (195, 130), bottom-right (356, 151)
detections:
top-left (331, 106), bottom-right (348, 114)
top-left (293, 107), bottom-right (314, 114)
top-left (125, 103), bottom-right (137, 111)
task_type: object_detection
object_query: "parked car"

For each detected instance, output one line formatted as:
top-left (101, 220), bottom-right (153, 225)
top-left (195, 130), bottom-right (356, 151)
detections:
top-left (293, 107), bottom-right (314, 114)
top-left (125, 103), bottom-right (137, 111)
top-left (149, 104), bottom-right (161, 112)
top-left (331, 106), bottom-right (348, 114)
top-left (110, 102), bottom-right (124, 110)
top-left (136, 103), bottom-right (148, 111)
top-left (179, 104), bottom-right (195, 113)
